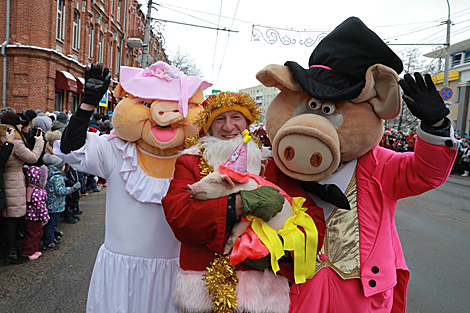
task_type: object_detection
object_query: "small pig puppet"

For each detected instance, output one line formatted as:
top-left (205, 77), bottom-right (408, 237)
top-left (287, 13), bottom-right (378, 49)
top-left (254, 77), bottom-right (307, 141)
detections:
top-left (256, 17), bottom-right (458, 312)
top-left (54, 62), bottom-right (211, 313)
top-left (187, 130), bottom-right (318, 283)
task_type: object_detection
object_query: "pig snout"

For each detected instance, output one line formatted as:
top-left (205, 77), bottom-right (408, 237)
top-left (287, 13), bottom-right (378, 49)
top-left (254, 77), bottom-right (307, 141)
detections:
top-left (187, 183), bottom-right (207, 199)
top-left (278, 135), bottom-right (333, 174)
top-left (272, 115), bottom-right (341, 181)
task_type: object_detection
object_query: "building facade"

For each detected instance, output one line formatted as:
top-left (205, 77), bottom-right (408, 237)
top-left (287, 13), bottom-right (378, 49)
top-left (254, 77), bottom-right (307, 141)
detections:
top-left (239, 84), bottom-right (279, 124)
top-left (0, 0), bottom-right (168, 115)
top-left (425, 39), bottom-right (470, 136)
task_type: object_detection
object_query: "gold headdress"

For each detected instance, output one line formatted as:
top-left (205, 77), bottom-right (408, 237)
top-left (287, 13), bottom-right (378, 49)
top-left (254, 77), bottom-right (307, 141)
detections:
top-left (193, 92), bottom-right (262, 133)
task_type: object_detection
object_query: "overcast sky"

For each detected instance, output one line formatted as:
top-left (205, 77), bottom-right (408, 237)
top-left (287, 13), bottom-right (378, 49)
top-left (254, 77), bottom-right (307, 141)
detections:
top-left (136, 0), bottom-right (470, 93)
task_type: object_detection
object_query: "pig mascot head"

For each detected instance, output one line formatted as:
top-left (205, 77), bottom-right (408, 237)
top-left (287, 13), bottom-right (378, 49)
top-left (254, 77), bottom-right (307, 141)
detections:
top-left (111, 62), bottom-right (212, 177)
top-left (257, 17), bottom-right (404, 181)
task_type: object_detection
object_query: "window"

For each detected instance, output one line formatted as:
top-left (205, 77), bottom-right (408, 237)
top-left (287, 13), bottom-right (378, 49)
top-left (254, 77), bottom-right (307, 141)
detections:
top-left (452, 53), bottom-right (462, 67)
top-left (56, 0), bottom-right (65, 40)
top-left (55, 90), bottom-right (64, 111)
top-left (73, 10), bottom-right (80, 50)
top-left (457, 87), bottom-right (461, 103)
top-left (109, 42), bottom-right (113, 70)
top-left (117, 47), bottom-right (121, 71)
top-left (464, 50), bottom-right (470, 64)
top-left (98, 32), bottom-right (104, 62)
top-left (88, 24), bottom-right (94, 57)
top-left (117, 0), bottom-right (121, 22)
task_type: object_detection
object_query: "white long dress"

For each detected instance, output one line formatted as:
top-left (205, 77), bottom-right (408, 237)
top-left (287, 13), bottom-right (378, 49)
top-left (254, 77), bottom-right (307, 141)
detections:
top-left (54, 132), bottom-right (180, 313)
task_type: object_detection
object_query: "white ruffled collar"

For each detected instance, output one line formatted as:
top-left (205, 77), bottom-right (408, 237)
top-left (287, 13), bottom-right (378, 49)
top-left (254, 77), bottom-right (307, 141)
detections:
top-left (109, 137), bottom-right (171, 204)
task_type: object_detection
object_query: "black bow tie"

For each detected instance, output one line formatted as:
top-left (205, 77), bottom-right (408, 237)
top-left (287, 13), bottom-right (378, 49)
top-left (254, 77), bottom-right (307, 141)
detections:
top-left (299, 181), bottom-right (351, 210)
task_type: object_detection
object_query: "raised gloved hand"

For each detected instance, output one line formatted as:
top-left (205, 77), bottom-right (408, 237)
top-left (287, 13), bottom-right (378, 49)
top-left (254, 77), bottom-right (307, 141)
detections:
top-left (81, 63), bottom-right (111, 107)
top-left (239, 186), bottom-right (284, 221)
top-left (398, 73), bottom-right (449, 126)
top-left (72, 182), bottom-right (81, 191)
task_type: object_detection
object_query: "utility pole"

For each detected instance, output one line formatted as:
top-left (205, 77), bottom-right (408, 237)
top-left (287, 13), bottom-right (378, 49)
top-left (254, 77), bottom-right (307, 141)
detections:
top-left (141, 0), bottom-right (153, 69)
top-left (443, 0), bottom-right (451, 87)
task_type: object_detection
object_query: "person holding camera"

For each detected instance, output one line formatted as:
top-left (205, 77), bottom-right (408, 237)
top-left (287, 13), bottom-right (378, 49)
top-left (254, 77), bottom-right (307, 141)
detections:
top-left (0, 113), bottom-right (44, 265)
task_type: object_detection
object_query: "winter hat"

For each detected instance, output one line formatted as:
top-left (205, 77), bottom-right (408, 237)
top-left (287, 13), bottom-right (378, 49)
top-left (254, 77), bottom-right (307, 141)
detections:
top-left (42, 153), bottom-right (65, 169)
top-left (93, 113), bottom-right (103, 121)
top-left (56, 112), bottom-right (68, 124)
top-left (45, 130), bottom-right (62, 146)
top-left (24, 110), bottom-right (37, 121)
top-left (32, 116), bottom-right (53, 132)
top-left (18, 113), bottom-right (31, 127)
top-left (0, 107), bottom-right (17, 120)
top-left (46, 112), bottom-right (56, 121)
top-left (1, 112), bottom-right (23, 127)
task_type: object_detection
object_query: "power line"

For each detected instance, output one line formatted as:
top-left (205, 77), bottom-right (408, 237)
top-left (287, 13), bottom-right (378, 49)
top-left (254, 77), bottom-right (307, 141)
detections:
top-left (211, 0), bottom-right (224, 81)
top-left (214, 0), bottom-right (241, 88)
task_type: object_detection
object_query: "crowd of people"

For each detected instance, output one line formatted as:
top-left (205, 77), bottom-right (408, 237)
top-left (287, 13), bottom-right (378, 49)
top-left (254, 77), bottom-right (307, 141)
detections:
top-left (0, 107), bottom-right (112, 266)
top-left (380, 126), bottom-right (470, 176)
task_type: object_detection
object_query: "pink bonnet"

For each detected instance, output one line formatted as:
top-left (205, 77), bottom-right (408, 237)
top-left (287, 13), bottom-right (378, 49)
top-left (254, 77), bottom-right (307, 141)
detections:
top-left (119, 62), bottom-right (212, 117)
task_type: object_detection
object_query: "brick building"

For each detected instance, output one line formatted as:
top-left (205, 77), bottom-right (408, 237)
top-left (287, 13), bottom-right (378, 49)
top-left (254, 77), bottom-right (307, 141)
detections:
top-left (0, 0), bottom-right (168, 114)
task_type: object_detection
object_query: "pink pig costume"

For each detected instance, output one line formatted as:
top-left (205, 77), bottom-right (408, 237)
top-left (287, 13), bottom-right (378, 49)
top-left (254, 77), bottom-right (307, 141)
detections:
top-left (54, 62), bottom-right (211, 313)
top-left (280, 133), bottom-right (458, 312)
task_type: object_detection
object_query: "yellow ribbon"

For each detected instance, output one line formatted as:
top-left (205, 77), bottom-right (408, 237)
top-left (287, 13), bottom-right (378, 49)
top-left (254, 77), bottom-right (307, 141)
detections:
top-left (247, 197), bottom-right (318, 284)
top-left (249, 216), bottom-right (285, 274)
top-left (277, 197), bottom-right (318, 284)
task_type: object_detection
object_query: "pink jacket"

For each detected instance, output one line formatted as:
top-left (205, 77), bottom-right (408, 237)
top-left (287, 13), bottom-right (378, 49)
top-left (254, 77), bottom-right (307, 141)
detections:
top-left (287, 138), bottom-right (456, 313)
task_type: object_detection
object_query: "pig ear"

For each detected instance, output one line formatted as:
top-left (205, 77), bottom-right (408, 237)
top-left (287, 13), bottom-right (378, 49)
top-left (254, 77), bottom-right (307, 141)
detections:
top-left (114, 83), bottom-right (128, 98)
top-left (351, 64), bottom-right (402, 120)
top-left (256, 64), bottom-right (304, 93)
top-left (220, 174), bottom-right (235, 189)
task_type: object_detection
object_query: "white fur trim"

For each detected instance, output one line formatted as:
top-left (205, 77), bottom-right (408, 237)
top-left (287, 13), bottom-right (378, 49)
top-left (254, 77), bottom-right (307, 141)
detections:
top-left (173, 268), bottom-right (290, 313)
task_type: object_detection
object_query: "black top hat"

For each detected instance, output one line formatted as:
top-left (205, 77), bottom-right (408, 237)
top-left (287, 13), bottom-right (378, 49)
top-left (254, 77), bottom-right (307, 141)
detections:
top-left (285, 17), bottom-right (403, 101)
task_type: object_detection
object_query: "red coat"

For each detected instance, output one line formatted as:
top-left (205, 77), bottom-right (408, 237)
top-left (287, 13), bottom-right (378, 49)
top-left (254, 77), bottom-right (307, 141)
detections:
top-left (163, 154), bottom-right (253, 271)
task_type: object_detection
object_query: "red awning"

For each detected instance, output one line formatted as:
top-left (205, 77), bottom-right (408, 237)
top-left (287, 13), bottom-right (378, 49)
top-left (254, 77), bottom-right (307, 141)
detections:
top-left (56, 71), bottom-right (78, 93)
top-left (75, 77), bottom-right (85, 94)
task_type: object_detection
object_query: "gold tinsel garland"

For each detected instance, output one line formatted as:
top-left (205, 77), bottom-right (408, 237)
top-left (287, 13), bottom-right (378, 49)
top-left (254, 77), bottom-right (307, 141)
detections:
top-left (203, 254), bottom-right (239, 313)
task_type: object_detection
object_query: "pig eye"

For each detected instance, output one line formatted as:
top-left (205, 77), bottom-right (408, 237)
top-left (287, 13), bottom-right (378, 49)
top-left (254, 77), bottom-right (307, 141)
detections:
top-left (322, 103), bottom-right (335, 115)
top-left (308, 99), bottom-right (321, 110)
top-left (142, 101), bottom-right (152, 108)
top-left (208, 179), bottom-right (218, 185)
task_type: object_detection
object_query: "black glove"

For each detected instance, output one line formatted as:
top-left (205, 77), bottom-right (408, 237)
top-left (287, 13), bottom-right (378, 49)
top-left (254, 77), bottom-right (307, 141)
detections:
top-left (398, 73), bottom-right (449, 126)
top-left (239, 186), bottom-right (284, 222)
top-left (81, 63), bottom-right (111, 107)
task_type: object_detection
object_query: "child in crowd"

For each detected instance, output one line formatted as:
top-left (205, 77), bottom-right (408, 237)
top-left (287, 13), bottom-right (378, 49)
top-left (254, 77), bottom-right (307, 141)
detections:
top-left (20, 165), bottom-right (49, 259)
top-left (64, 166), bottom-right (83, 223)
top-left (42, 153), bottom-right (79, 250)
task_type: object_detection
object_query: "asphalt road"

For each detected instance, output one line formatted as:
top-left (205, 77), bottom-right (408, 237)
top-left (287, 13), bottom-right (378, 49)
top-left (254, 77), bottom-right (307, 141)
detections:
top-left (0, 175), bottom-right (469, 313)
top-left (0, 189), bottom-right (106, 313)
top-left (396, 174), bottom-right (470, 313)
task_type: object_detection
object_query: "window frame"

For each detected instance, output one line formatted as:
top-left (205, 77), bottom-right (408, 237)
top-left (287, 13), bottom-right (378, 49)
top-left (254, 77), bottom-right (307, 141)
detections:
top-left (72, 10), bottom-right (81, 51)
top-left (56, 0), bottom-right (65, 41)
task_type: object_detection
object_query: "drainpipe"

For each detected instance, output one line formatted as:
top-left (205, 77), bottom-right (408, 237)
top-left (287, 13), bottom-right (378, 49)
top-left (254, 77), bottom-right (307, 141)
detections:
top-left (1, 0), bottom-right (11, 108)
top-left (118, 0), bottom-right (127, 76)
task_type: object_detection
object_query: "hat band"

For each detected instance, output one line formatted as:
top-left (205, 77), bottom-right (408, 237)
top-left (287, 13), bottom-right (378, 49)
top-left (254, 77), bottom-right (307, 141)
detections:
top-left (309, 65), bottom-right (336, 71)
top-left (204, 105), bottom-right (255, 133)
